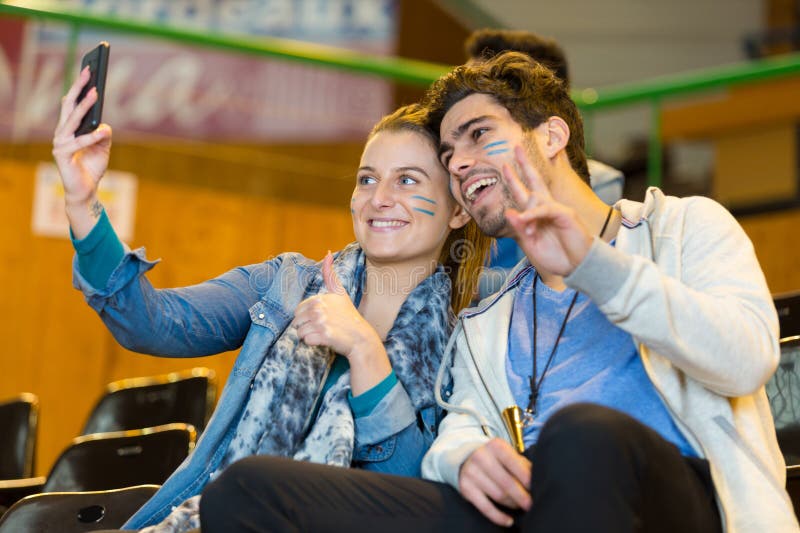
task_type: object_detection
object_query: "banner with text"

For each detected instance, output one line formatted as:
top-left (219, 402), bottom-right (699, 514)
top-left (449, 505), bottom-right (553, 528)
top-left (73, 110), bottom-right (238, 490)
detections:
top-left (0, 0), bottom-right (397, 142)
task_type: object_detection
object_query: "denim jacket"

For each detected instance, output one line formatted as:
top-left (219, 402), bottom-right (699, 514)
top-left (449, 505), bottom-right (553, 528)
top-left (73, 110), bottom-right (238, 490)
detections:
top-left (72, 245), bottom-right (445, 528)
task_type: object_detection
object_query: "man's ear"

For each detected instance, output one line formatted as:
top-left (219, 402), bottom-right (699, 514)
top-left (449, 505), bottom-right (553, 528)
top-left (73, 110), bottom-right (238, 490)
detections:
top-left (448, 202), bottom-right (471, 230)
top-left (543, 116), bottom-right (570, 158)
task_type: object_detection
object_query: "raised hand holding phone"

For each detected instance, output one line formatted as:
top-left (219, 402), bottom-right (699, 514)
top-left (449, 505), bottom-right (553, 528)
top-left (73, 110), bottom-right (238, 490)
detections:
top-left (75, 42), bottom-right (109, 136)
top-left (52, 42), bottom-right (113, 239)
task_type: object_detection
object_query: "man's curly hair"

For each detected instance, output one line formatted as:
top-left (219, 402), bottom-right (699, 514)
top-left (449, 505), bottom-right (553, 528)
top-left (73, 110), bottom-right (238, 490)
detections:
top-left (423, 51), bottom-right (589, 182)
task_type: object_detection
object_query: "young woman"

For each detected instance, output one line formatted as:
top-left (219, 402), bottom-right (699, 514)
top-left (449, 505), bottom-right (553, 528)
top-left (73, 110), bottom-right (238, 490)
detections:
top-left (52, 67), bottom-right (491, 531)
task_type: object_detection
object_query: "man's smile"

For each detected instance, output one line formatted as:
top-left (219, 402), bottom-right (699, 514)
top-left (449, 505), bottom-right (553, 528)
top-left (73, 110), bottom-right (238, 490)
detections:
top-left (464, 177), bottom-right (499, 202)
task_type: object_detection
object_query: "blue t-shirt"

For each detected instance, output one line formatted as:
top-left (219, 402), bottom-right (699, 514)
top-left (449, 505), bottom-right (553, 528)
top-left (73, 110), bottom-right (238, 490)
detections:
top-left (506, 268), bottom-right (697, 457)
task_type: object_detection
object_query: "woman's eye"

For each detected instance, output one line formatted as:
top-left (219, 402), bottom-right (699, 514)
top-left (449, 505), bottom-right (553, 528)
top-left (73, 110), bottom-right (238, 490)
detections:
top-left (400, 176), bottom-right (417, 185)
top-left (358, 175), bottom-right (377, 185)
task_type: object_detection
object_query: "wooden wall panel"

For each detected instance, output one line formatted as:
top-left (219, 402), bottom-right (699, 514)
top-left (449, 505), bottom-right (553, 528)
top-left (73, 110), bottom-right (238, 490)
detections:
top-left (2, 154), bottom-right (798, 477)
top-left (662, 78), bottom-right (800, 142)
top-left (740, 209), bottom-right (800, 295)
top-left (0, 141), bottom-right (363, 210)
top-left (0, 158), bottom-right (354, 475)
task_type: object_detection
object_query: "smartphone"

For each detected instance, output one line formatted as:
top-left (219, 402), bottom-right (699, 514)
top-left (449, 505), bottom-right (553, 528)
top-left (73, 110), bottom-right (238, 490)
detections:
top-left (75, 41), bottom-right (110, 136)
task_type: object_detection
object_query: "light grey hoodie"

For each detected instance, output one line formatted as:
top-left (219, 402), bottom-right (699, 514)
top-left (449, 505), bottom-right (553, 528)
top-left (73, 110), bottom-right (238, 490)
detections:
top-left (423, 187), bottom-right (798, 532)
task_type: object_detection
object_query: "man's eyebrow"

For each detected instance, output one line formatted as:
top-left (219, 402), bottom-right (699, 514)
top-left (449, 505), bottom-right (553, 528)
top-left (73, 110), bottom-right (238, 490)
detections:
top-left (438, 115), bottom-right (492, 160)
top-left (448, 115), bottom-right (491, 142)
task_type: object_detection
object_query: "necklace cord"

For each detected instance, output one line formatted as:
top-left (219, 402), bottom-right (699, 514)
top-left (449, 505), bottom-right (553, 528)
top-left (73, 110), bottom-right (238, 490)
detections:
top-left (526, 204), bottom-right (615, 415)
top-left (598, 204), bottom-right (614, 241)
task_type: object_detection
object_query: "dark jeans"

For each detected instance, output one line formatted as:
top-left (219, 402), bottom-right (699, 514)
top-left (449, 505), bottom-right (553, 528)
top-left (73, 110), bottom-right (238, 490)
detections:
top-left (200, 404), bottom-right (721, 533)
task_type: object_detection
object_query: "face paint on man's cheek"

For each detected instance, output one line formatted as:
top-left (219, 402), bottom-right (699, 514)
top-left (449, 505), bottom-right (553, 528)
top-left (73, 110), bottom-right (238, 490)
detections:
top-left (484, 140), bottom-right (510, 156)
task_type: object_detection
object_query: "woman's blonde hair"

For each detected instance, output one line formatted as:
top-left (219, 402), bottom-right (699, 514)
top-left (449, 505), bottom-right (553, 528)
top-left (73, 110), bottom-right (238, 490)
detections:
top-left (369, 104), bottom-right (492, 314)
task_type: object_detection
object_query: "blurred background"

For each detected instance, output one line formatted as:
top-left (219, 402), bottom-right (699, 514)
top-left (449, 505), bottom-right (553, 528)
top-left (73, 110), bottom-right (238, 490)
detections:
top-left (1, 0), bottom-right (798, 477)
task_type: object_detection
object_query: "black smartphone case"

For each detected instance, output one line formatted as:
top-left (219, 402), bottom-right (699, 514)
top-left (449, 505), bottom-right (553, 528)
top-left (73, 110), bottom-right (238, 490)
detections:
top-left (75, 41), bottom-right (110, 136)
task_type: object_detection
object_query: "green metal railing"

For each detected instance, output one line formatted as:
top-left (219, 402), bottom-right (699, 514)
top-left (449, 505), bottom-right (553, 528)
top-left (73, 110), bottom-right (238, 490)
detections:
top-left (4, 0), bottom-right (800, 187)
top-left (573, 52), bottom-right (800, 186)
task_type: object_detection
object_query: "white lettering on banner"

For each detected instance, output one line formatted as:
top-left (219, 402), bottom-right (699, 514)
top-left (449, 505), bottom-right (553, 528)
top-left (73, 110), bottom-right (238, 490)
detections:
top-left (218, 0), bottom-right (294, 34)
top-left (174, 72), bottom-right (235, 129)
top-left (72, 0), bottom-right (213, 30)
top-left (18, 58), bottom-right (62, 138)
top-left (53, 0), bottom-right (394, 39)
top-left (2, 44), bottom-right (389, 140)
top-left (121, 56), bottom-right (227, 128)
top-left (1, 0), bottom-right (396, 141)
top-left (350, 1), bottom-right (386, 27)
top-left (155, 0), bottom-right (214, 30)
top-left (113, 55), bottom-right (385, 134)
top-left (101, 57), bottom-right (133, 126)
top-left (299, 0), bottom-right (338, 32)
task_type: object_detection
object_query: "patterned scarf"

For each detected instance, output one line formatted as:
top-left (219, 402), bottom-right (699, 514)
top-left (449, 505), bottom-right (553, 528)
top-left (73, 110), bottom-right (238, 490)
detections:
top-left (142, 243), bottom-right (451, 533)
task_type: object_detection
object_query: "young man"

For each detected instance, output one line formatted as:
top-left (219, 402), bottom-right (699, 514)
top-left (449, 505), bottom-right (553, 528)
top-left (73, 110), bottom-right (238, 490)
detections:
top-left (200, 52), bottom-right (796, 533)
top-left (419, 50), bottom-right (795, 532)
top-left (465, 28), bottom-right (624, 207)
top-left (466, 29), bottom-right (625, 299)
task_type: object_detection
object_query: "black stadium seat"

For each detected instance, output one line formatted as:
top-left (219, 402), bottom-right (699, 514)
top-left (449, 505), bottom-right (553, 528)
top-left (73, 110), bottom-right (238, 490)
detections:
top-left (81, 367), bottom-right (216, 436)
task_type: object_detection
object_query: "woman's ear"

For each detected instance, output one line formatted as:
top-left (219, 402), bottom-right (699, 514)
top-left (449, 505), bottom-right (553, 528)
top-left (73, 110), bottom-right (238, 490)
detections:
top-left (543, 116), bottom-right (570, 158)
top-left (448, 203), bottom-right (471, 230)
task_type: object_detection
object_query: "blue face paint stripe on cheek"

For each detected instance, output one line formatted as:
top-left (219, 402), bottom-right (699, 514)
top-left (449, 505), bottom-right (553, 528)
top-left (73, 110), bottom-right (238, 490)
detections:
top-left (487, 148), bottom-right (510, 156)
top-left (412, 207), bottom-right (435, 217)
top-left (483, 140), bottom-right (508, 150)
top-left (411, 195), bottom-right (437, 205)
